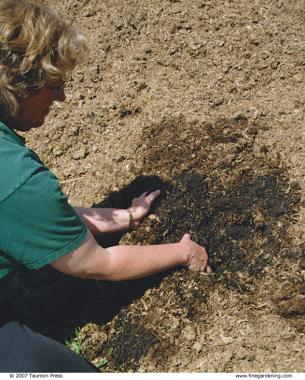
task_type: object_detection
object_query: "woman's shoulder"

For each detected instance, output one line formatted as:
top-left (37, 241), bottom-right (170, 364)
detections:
top-left (0, 132), bottom-right (49, 204)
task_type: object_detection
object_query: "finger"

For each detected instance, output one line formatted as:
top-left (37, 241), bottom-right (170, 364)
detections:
top-left (202, 251), bottom-right (212, 273)
top-left (181, 233), bottom-right (192, 242)
top-left (206, 264), bottom-right (212, 273)
top-left (148, 189), bottom-right (161, 197)
top-left (145, 189), bottom-right (161, 203)
top-left (139, 191), bottom-right (149, 198)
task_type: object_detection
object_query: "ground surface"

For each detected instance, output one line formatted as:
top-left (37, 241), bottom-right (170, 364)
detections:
top-left (22, 0), bottom-right (305, 372)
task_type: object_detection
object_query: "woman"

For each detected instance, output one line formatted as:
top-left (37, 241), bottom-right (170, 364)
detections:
top-left (0, 0), bottom-right (211, 372)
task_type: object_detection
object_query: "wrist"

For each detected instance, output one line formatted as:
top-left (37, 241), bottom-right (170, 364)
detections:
top-left (179, 241), bottom-right (191, 266)
top-left (126, 208), bottom-right (136, 230)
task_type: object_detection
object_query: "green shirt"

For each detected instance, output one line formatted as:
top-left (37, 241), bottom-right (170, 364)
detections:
top-left (0, 121), bottom-right (88, 279)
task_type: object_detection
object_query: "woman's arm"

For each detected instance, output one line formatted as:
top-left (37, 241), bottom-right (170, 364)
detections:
top-left (74, 190), bottom-right (160, 234)
top-left (50, 231), bottom-right (212, 281)
top-left (74, 207), bottom-right (132, 234)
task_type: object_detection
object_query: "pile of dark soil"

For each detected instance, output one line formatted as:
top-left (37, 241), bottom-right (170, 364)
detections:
top-left (74, 115), bottom-right (303, 371)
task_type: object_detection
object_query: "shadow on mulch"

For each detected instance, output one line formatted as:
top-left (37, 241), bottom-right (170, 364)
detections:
top-left (7, 116), bottom-right (303, 357)
top-left (88, 116), bottom-right (304, 372)
top-left (9, 175), bottom-right (170, 343)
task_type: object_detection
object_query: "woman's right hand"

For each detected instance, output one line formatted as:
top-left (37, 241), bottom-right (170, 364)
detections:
top-left (180, 234), bottom-right (212, 273)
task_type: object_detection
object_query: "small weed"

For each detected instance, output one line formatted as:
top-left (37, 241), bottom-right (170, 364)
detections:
top-left (96, 358), bottom-right (108, 368)
top-left (65, 327), bottom-right (85, 355)
top-left (95, 348), bottom-right (114, 369)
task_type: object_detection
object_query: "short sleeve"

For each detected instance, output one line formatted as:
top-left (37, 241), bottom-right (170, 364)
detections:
top-left (0, 167), bottom-right (88, 269)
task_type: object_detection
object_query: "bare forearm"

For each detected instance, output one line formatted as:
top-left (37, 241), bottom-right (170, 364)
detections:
top-left (74, 207), bottom-right (129, 234)
top-left (74, 190), bottom-right (161, 235)
top-left (98, 243), bottom-right (187, 281)
top-left (51, 231), bottom-right (210, 280)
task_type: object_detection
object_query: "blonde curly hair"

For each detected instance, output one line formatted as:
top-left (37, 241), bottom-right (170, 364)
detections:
top-left (0, 0), bottom-right (87, 119)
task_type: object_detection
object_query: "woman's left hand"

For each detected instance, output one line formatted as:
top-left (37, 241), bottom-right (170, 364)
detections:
top-left (128, 190), bottom-right (161, 228)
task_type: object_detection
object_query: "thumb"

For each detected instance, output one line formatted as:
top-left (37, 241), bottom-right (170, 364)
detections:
top-left (181, 233), bottom-right (192, 243)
